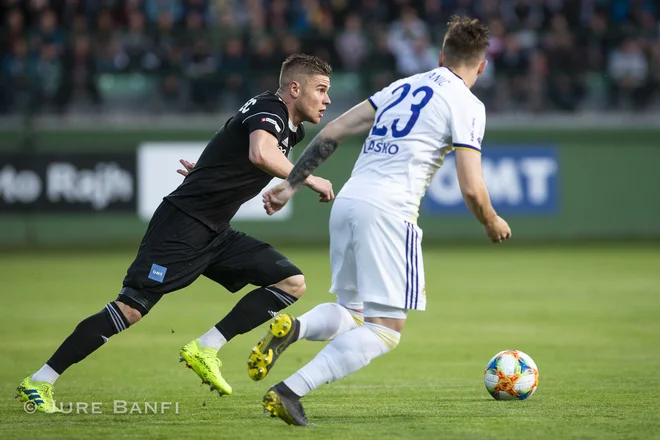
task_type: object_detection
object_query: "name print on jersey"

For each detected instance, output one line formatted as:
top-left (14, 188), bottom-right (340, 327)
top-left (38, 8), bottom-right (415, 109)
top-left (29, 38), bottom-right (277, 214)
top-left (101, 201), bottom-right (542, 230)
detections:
top-left (362, 139), bottom-right (400, 155)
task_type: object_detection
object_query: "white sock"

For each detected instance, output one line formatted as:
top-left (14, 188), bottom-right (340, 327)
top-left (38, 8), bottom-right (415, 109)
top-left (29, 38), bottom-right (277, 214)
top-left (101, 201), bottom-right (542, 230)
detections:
top-left (298, 302), bottom-right (363, 341)
top-left (284, 322), bottom-right (400, 397)
top-left (197, 327), bottom-right (227, 351)
top-left (32, 364), bottom-right (60, 385)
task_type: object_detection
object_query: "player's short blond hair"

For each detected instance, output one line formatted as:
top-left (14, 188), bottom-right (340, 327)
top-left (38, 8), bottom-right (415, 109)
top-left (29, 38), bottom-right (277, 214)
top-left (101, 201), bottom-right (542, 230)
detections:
top-left (279, 54), bottom-right (332, 88)
top-left (442, 16), bottom-right (490, 67)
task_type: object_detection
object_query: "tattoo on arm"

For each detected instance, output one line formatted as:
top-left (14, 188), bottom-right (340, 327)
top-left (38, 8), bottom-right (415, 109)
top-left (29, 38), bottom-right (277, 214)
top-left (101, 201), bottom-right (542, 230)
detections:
top-left (287, 135), bottom-right (339, 190)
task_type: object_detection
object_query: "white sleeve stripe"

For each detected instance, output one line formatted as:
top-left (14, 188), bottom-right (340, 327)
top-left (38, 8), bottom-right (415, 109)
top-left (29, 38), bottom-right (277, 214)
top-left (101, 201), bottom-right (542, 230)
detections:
top-left (242, 112), bottom-right (285, 128)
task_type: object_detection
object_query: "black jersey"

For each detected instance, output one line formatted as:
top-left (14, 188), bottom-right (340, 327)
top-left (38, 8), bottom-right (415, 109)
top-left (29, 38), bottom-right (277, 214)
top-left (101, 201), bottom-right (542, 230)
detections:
top-left (165, 92), bottom-right (305, 232)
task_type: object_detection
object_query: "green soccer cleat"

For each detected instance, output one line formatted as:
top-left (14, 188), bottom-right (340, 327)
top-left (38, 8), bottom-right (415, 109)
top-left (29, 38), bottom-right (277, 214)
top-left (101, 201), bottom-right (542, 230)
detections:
top-left (248, 313), bottom-right (300, 381)
top-left (179, 340), bottom-right (232, 396)
top-left (262, 383), bottom-right (309, 426)
top-left (15, 376), bottom-right (61, 414)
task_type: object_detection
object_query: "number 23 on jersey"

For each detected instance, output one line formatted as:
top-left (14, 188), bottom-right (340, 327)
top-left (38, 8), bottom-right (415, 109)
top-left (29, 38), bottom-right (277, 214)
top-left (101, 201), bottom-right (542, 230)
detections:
top-left (371, 84), bottom-right (434, 138)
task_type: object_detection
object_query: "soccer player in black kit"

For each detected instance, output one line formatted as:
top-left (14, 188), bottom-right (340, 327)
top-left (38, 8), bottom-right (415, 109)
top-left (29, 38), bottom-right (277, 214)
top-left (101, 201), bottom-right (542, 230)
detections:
top-left (16, 54), bottom-right (334, 413)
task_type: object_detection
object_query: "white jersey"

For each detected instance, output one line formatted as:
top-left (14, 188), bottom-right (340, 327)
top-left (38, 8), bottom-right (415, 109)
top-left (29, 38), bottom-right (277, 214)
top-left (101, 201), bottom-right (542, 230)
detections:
top-left (337, 66), bottom-right (486, 223)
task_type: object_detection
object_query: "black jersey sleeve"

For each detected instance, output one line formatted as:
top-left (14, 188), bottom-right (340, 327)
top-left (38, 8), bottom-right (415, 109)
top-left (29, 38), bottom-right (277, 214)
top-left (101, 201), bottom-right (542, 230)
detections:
top-left (239, 98), bottom-right (288, 141)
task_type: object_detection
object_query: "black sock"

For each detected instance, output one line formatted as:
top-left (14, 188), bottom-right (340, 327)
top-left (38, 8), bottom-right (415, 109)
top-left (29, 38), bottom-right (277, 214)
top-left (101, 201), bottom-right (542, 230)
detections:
top-left (47, 302), bottom-right (130, 374)
top-left (215, 286), bottom-right (297, 341)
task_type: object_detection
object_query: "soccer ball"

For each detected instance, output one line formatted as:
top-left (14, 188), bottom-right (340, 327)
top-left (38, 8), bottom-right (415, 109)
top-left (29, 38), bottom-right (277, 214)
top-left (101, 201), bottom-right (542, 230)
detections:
top-left (484, 350), bottom-right (539, 400)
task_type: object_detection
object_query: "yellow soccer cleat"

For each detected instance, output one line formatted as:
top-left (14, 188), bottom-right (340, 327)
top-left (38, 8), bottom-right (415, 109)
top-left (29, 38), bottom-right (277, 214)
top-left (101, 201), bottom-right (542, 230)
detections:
top-left (262, 383), bottom-right (309, 426)
top-left (179, 340), bottom-right (232, 396)
top-left (248, 313), bottom-right (300, 381)
top-left (15, 376), bottom-right (61, 414)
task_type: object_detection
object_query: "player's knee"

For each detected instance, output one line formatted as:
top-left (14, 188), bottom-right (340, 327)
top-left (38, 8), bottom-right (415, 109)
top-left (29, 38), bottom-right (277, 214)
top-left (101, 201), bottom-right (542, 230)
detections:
top-left (273, 274), bottom-right (306, 298)
top-left (115, 300), bottom-right (142, 325)
top-left (365, 317), bottom-right (406, 334)
top-left (364, 302), bottom-right (407, 334)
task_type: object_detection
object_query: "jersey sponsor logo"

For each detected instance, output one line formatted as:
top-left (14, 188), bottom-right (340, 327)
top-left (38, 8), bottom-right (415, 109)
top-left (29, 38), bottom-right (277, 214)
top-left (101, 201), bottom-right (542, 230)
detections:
top-left (423, 145), bottom-right (558, 214)
top-left (261, 117), bottom-right (281, 133)
top-left (148, 263), bottom-right (167, 283)
top-left (362, 139), bottom-right (400, 155)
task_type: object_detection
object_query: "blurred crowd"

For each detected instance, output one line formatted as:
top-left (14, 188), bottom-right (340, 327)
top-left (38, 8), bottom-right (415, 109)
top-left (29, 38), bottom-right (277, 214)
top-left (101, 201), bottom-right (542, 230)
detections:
top-left (1, 0), bottom-right (659, 116)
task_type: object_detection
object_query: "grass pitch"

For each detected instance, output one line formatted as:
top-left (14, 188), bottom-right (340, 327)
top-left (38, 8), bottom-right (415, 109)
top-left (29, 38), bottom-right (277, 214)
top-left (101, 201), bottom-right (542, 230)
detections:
top-left (1, 244), bottom-right (659, 439)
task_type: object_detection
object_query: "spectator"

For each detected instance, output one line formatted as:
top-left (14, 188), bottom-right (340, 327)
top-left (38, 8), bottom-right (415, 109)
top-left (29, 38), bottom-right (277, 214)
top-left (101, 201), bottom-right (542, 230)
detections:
top-left (249, 37), bottom-right (281, 93)
top-left (1, 39), bottom-right (38, 113)
top-left (394, 35), bottom-right (438, 76)
top-left (34, 42), bottom-right (62, 112)
top-left (1, 8), bottom-right (25, 54)
top-left (335, 14), bottom-right (368, 71)
top-left (56, 35), bottom-right (102, 113)
top-left (144, 0), bottom-right (183, 24)
top-left (546, 30), bottom-right (585, 112)
top-left (388, 7), bottom-right (428, 60)
top-left (608, 38), bottom-right (649, 110)
top-left (158, 43), bottom-right (184, 107)
top-left (362, 29), bottom-right (397, 92)
top-left (221, 37), bottom-right (249, 104)
top-left (185, 38), bottom-right (218, 112)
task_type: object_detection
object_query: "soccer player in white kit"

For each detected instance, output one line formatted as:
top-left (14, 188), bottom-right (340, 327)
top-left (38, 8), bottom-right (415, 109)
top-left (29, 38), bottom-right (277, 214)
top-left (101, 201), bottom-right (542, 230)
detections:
top-left (251, 16), bottom-right (512, 426)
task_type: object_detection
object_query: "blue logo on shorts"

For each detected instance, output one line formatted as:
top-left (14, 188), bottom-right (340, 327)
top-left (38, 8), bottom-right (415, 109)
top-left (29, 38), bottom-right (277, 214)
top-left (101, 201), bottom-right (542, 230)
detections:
top-left (148, 264), bottom-right (167, 283)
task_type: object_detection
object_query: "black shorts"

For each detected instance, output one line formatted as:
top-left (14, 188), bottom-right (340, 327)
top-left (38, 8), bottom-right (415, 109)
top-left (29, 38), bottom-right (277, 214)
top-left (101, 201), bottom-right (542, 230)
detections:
top-left (118, 200), bottom-right (301, 314)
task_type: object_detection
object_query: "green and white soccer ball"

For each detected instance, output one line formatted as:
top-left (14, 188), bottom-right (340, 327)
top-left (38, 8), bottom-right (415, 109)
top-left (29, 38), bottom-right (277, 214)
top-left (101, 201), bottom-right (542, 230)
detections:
top-left (484, 350), bottom-right (539, 400)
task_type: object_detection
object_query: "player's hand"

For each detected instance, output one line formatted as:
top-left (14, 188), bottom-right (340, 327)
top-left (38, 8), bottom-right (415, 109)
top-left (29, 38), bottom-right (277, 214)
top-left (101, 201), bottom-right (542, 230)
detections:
top-left (263, 182), bottom-right (295, 215)
top-left (484, 216), bottom-right (511, 244)
top-left (177, 159), bottom-right (196, 177)
top-left (306, 176), bottom-right (334, 203)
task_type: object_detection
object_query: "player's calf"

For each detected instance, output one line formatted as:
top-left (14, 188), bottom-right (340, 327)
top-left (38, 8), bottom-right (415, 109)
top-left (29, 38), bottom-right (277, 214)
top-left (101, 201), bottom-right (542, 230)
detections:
top-left (17, 299), bottom-right (137, 412)
top-left (213, 282), bottom-right (302, 343)
top-left (115, 300), bottom-right (142, 325)
top-left (41, 300), bottom-right (134, 379)
top-left (279, 304), bottom-right (404, 401)
top-left (184, 277), bottom-right (304, 393)
top-left (247, 302), bottom-right (363, 381)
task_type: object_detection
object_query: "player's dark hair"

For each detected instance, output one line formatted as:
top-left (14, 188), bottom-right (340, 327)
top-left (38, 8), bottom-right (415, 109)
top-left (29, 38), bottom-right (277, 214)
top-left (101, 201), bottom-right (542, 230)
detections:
top-left (442, 16), bottom-right (490, 67)
top-left (279, 54), bottom-right (332, 88)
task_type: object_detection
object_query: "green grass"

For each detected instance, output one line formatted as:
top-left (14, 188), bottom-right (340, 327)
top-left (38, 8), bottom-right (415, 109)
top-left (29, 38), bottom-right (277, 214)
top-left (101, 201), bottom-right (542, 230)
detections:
top-left (1, 245), bottom-right (659, 439)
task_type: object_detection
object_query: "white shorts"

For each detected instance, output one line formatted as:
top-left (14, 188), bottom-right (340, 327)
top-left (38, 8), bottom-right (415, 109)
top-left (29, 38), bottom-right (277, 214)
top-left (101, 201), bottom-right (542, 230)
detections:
top-left (329, 197), bottom-right (426, 312)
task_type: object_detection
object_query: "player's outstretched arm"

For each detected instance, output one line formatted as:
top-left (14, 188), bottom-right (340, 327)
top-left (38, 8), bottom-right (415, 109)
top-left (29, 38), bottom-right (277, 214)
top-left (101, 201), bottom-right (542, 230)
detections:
top-left (286, 100), bottom-right (376, 191)
top-left (262, 100), bottom-right (375, 215)
top-left (455, 149), bottom-right (511, 243)
top-left (249, 130), bottom-right (301, 179)
top-left (249, 129), bottom-right (334, 203)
